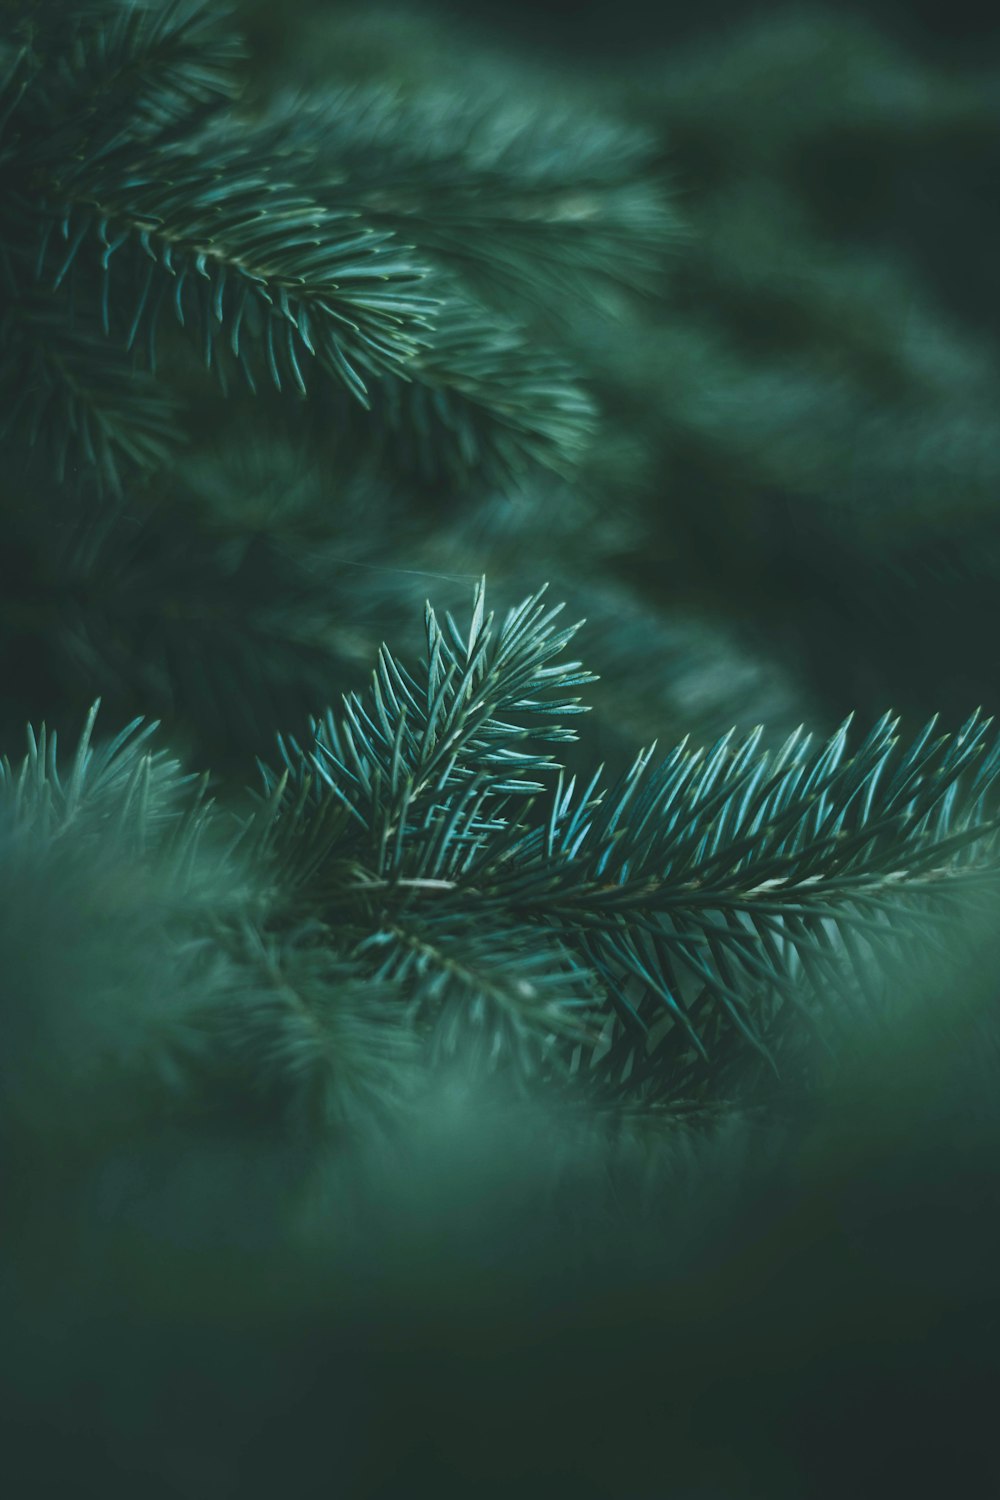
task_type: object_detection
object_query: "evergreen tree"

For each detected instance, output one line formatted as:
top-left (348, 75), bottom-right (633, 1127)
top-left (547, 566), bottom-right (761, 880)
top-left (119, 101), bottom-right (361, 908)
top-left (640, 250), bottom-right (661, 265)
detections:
top-left (3, 2), bottom-right (1000, 1495)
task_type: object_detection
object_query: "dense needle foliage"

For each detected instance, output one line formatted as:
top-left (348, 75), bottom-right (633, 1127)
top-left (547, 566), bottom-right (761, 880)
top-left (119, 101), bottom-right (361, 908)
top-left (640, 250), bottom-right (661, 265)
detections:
top-left (3, 1), bottom-right (1000, 1496)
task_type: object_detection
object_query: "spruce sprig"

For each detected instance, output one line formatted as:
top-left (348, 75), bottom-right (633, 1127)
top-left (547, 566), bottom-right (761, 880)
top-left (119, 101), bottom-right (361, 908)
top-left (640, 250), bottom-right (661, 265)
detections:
top-left (30, 131), bottom-right (435, 402)
top-left (5, 582), bottom-right (1000, 1125)
top-left (250, 582), bottom-right (1000, 1099)
top-left (243, 81), bottom-right (679, 312)
top-left (0, 0), bottom-right (615, 494)
top-left (253, 578), bottom-right (595, 880)
top-left (22, 0), bottom-right (247, 150)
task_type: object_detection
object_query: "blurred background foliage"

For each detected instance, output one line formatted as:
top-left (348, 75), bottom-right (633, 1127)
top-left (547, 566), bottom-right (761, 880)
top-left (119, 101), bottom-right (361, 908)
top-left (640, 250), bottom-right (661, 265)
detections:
top-left (5, 1), bottom-right (1000, 1494)
top-left (8, 0), bottom-right (1000, 779)
top-left (225, 0), bottom-right (1000, 750)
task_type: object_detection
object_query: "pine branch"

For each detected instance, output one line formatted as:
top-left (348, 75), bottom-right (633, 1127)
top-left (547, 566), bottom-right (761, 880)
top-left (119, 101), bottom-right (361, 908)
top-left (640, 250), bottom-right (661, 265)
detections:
top-left (494, 709), bottom-right (1000, 1098)
top-left (0, 701), bottom-right (235, 1139)
top-left (254, 583), bottom-right (1000, 1103)
top-left (238, 81), bottom-right (680, 313)
top-left (7, 580), bottom-right (1000, 1129)
top-left (1, 1), bottom-right (434, 413)
top-left (372, 293), bottom-right (597, 484)
top-left (23, 0), bottom-right (247, 154)
top-left (28, 132), bottom-right (434, 403)
top-left (0, 701), bottom-right (428, 1144)
top-left (254, 578), bottom-right (595, 887)
top-left (0, 697), bottom-right (204, 853)
top-left (1, 2), bottom-right (604, 489)
top-left (215, 921), bottom-right (422, 1133)
top-left (359, 916), bottom-right (600, 1080)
